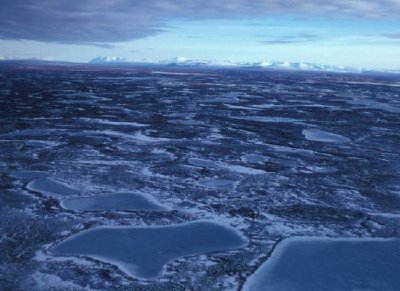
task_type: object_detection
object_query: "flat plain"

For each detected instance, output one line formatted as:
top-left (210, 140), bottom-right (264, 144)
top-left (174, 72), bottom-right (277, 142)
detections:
top-left (1, 64), bottom-right (400, 290)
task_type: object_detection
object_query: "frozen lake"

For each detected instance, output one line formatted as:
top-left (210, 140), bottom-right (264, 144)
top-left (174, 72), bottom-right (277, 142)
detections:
top-left (26, 177), bottom-right (79, 197)
top-left (244, 237), bottom-right (400, 291)
top-left (61, 192), bottom-right (166, 211)
top-left (188, 158), bottom-right (220, 169)
top-left (200, 179), bottom-right (236, 188)
top-left (302, 129), bottom-right (351, 143)
top-left (2, 65), bottom-right (400, 290)
top-left (51, 221), bottom-right (247, 279)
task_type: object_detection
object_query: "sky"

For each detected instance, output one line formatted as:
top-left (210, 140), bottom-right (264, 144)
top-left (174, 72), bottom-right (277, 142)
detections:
top-left (0, 0), bottom-right (399, 70)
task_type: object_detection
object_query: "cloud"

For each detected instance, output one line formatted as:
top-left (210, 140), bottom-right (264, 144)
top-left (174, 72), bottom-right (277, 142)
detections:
top-left (91, 43), bottom-right (117, 49)
top-left (260, 40), bottom-right (298, 45)
top-left (297, 33), bottom-right (319, 39)
top-left (184, 36), bottom-right (204, 39)
top-left (381, 32), bottom-right (400, 39)
top-left (0, 0), bottom-right (399, 45)
top-left (260, 33), bottom-right (320, 45)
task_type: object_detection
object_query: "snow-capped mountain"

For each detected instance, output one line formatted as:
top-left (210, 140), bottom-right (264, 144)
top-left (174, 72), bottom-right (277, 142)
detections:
top-left (161, 57), bottom-right (212, 67)
top-left (89, 56), bottom-right (129, 64)
top-left (250, 61), bottom-right (362, 72)
top-left (250, 60), bottom-right (360, 73)
top-left (89, 56), bottom-right (364, 73)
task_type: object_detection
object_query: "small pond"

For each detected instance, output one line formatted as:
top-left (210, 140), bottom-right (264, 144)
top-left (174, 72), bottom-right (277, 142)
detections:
top-left (188, 158), bottom-right (220, 169)
top-left (244, 237), bottom-right (400, 291)
top-left (61, 192), bottom-right (166, 211)
top-left (302, 129), bottom-right (350, 143)
top-left (200, 179), bottom-right (236, 189)
top-left (51, 221), bottom-right (247, 279)
top-left (27, 177), bottom-right (79, 197)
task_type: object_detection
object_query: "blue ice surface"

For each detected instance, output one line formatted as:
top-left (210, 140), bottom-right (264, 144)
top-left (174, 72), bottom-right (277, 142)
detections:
top-left (188, 158), bottom-right (220, 169)
top-left (2, 128), bottom-right (61, 137)
top-left (233, 116), bottom-right (303, 124)
top-left (26, 177), bottom-right (79, 197)
top-left (200, 179), bottom-right (236, 188)
top-left (241, 154), bottom-right (268, 164)
top-left (244, 237), bottom-right (400, 291)
top-left (302, 129), bottom-right (350, 143)
top-left (61, 192), bottom-right (166, 211)
top-left (51, 221), bottom-right (247, 279)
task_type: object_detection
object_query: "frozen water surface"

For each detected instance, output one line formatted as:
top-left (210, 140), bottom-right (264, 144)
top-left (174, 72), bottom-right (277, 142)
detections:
top-left (27, 178), bottom-right (79, 197)
top-left (51, 222), bottom-right (247, 279)
top-left (61, 192), bottom-right (166, 211)
top-left (188, 158), bottom-right (265, 175)
top-left (244, 237), bottom-right (400, 291)
top-left (79, 118), bottom-right (149, 127)
top-left (241, 154), bottom-right (268, 164)
top-left (2, 128), bottom-right (62, 137)
top-left (188, 158), bottom-right (220, 169)
top-left (200, 179), bottom-right (236, 188)
top-left (232, 116), bottom-right (303, 124)
top-left (2, 66), bottom-right (400, 290)
top-left (23, 140), bottom-right (62, 147)
top-left (302, 129), bottom-right (351, 143)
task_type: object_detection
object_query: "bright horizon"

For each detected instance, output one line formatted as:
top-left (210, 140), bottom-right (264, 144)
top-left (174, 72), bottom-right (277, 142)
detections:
top-left (1, 1), bottom-right (399, 70)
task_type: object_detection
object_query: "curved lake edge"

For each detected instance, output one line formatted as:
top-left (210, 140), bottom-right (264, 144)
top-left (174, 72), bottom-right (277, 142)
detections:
top-left (302, 129), bottom-right (351, 143)
top-left (243, 236), bottom-right (400, 291)
top-left (50, 220), bottom-right (249, 279)
top-left (26, 177), bottom-right (80, 198)
top-left (50, 219), bottom-right (250, 246)
top-left (60, 191), bottom-right (169, 212)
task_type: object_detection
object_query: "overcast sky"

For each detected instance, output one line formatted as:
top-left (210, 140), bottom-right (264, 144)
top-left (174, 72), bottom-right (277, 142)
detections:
top-left (1, 0), bottom-right (399, 69)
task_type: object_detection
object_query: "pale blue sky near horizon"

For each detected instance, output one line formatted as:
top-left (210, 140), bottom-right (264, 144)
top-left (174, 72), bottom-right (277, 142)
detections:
top-left (1, 1), bottom-right (399, 70)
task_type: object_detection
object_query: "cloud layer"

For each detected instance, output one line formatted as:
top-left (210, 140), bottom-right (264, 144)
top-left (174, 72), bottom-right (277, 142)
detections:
top-left (1, 0), bottom-right (399, 44)
top-left (260, 33), bottom-right (319, 45)
top-left (381, 32), bottom-right (400, 39)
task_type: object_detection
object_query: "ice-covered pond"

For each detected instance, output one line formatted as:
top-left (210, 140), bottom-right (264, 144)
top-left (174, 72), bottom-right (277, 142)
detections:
top-left (244, 237), bottom-right (400, 291)
top-left (302, 129), bottom-right (350, 143)
top-left (27, 177), bottom-right (79, 197)
top-left (51, 221), bottom-right (247, 279)
top-left (188, 158), bottom-right (220, 169)
top-left (61, 192), bottom-right (167, 211)
top-left (200, 179), bottom-right (236, 189)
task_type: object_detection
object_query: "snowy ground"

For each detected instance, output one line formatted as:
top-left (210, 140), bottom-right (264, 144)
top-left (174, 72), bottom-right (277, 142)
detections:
top-left (1, 65), bottom-right (400, 290)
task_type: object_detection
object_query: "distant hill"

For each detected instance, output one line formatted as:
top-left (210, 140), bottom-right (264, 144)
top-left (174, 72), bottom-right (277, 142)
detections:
top-left (89, 56), bottom-right (129, 64)
top-left (88, 56), bottom-right (364, 73)
top-left (1, 57), bottom-right (399, 74)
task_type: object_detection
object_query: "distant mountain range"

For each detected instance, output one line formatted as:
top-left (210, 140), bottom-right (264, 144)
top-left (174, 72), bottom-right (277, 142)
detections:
top-left (89, 56), bottom-right (367, 73)
top-left (1, 56), bottom-right (398, 74)
top-left (89, 56), bottom-right (130, 64)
